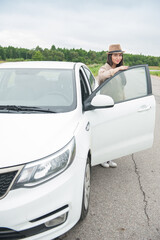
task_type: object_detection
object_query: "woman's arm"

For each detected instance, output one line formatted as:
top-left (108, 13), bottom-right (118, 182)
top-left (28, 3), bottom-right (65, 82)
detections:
top-left (98, 65), bottom-right (128, 85)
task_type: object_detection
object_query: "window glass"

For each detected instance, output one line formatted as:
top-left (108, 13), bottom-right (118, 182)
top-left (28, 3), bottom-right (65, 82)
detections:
top-left (80, 71), bottom-right (90, 102)
top-left (0, 69), bottom-right (76, 112)
top-left (98, 67), bottom-right (148, 103)
top-left (83, 67), bottom-right (95, 90)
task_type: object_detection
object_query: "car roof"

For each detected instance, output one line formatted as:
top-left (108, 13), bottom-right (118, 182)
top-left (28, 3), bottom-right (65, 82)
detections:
top-left (0, 61), bottom-right (76, 69)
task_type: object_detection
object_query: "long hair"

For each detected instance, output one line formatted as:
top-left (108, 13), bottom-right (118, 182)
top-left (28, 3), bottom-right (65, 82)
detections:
top-left (107, 54), bottom-right (123, 67)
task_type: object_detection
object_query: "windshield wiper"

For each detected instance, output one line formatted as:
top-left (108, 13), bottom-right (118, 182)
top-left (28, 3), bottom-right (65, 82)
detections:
top-left (18, 106), bottom-right (57, 113)
top-left (0, 105), bottom-right (57, 113)
top-left (0, 105), bottom-right (22, 112)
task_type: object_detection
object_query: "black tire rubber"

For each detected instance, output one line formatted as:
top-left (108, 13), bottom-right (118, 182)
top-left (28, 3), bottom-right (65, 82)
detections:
top-left (80, 156), bottom-right (91, 221)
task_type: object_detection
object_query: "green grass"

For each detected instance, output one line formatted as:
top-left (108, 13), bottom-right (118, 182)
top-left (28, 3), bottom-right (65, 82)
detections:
top-left (149, 66), bottom-right (160, 77)
top-left (87, 64), bottom-right (101, 77)
top-left (150, 71), bottom-right (160, 77)
top-left (149, 66), bottom-right (160, 70)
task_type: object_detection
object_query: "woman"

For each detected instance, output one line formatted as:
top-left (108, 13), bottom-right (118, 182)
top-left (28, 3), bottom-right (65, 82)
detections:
top-left (98, 44), bottom-right (128, 168)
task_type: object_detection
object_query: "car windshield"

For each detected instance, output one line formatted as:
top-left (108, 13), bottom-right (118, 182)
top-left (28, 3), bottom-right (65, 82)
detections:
top-left (0, 68), bottom-right (76, 113)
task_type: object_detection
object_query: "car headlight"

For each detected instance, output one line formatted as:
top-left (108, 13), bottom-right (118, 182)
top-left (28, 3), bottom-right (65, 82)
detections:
top-left (13, 137), bottom-right (76, 188)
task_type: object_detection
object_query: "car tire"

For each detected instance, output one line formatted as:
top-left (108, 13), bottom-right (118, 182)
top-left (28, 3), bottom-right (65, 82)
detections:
top-left (80, 156), bottom-right (91, 221)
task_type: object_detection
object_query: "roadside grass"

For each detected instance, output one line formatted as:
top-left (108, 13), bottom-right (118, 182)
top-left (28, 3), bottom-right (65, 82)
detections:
top-left (149, 66), bottom-right (160, 77)
top-left (150, 71), bottom-right (160, 77)
top-left (149, 66), bottom-right (160, 70)
top-left (87, 64), bottom-right (101, 77)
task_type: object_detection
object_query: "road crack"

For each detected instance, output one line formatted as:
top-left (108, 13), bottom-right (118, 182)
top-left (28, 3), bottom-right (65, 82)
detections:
top-left (132, 154), bottom-right (150, 226)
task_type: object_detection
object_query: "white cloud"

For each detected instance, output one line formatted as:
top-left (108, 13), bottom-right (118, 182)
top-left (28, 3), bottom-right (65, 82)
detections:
top-left (0, 0), bottom-right (159, 56)
top-left (0, 30), bottom-right (47, 49)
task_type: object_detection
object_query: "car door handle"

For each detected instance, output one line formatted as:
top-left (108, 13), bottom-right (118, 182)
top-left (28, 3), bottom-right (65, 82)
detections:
top-left (138, 105), bottom-right (151, 112)
top-left (85, 122), bottom-right (90, 131)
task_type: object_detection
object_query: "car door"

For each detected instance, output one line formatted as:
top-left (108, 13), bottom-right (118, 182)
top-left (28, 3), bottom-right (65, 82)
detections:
top-left (84, 65), bottom-right (156, 166)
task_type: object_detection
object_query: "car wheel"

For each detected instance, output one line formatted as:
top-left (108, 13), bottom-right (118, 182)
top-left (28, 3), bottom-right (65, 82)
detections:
top-left (80, 156), bottom-right (91, 220)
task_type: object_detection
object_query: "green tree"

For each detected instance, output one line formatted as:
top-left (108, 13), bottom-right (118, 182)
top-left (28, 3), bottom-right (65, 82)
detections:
top-left (0, 46), bottom-right (6, 60)
top-left (0, 45), bottom-right (159, 66)
top-left (43, 48), bottom-right (52, 61)
top-left (69, 50), bottom-right (79, 62)
top-left (51, 50), bottom-right (65, 61)
top-left (50, 45), bottom-right (56, 51)
top-left (32, 51), bottom-right (43, 61)
top-left (35, 46), bottom-right (43, 52)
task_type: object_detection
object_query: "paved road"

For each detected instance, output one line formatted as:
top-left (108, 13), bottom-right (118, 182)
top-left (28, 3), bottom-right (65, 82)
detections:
top-left (58, 76), bottom-right (160, 240)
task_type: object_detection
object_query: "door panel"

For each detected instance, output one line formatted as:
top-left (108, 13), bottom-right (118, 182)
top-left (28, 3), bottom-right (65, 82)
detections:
top-left (85, 65), bottom-right (156, 166)
top-left (87, 95), bottom-right (155, 166)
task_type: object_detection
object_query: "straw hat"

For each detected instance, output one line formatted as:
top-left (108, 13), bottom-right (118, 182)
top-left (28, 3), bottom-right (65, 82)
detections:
top-left (107, 44), bottom-right (125, 54)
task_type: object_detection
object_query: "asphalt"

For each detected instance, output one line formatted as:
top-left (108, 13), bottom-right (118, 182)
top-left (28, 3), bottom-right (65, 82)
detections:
top-left (57, 76), bottom-right (160, 240)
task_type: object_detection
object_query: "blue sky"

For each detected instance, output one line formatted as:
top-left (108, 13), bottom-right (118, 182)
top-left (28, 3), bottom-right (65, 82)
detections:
top-left (0, 0), bottom-right (160, 56)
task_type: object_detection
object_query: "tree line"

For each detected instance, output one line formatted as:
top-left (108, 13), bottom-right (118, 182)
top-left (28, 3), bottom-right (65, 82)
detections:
top-left (0, 45), bottom-right (160, 66)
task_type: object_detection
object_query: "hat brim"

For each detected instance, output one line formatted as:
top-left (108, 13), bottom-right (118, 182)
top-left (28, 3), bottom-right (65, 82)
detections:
top-left (107, 50), bottom-right (125, 54)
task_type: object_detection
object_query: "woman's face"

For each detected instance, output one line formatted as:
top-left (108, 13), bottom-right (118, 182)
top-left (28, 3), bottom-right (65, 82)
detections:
top-left (111, 53), bottom-right (123, 65)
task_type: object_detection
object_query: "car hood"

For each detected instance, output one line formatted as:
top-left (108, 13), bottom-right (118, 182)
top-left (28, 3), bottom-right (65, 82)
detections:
top-left (0, 112), bottom-right (79, 168)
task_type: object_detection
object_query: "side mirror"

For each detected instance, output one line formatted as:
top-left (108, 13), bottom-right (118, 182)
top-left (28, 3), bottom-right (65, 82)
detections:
top-left (84, 94), bottom-right (114, 111)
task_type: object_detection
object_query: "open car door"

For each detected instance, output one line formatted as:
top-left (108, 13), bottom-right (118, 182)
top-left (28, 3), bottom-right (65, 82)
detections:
top-left (84, 65), bottom-right (156, 166)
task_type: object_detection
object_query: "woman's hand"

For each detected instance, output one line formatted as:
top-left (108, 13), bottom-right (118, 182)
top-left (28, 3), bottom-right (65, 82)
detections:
top-left (114, 66), bottom-right (128, 74)
top-left (119, 66), bottom-right (128, 71)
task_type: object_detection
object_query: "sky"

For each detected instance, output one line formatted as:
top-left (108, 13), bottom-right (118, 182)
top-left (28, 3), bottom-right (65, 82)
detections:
top-left (0, 0), bottom-right (160, 57)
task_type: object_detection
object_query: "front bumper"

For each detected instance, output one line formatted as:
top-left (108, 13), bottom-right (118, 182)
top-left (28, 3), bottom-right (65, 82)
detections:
top-left (0, 157), bottom-right (85, 240)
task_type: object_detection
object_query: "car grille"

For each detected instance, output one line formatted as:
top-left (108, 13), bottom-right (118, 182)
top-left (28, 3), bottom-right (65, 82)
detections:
top-left (0, 171), bottom-right (17, 198)
top-left (0, 228), bottom-right (25, 239)
top-left (0, 166), bottom-right (23, 199)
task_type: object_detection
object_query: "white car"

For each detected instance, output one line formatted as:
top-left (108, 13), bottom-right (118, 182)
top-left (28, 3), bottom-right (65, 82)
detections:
top-left (0, 61), bottom-right (155, 240)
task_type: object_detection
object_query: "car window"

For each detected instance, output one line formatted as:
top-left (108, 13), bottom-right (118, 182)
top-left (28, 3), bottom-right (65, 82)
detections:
top-left (82, 67), bottom-right (95, 91)
top-left (98, 66), bottom-right (148, 103)
top-left (80, 71), bottom-right (90, 102)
